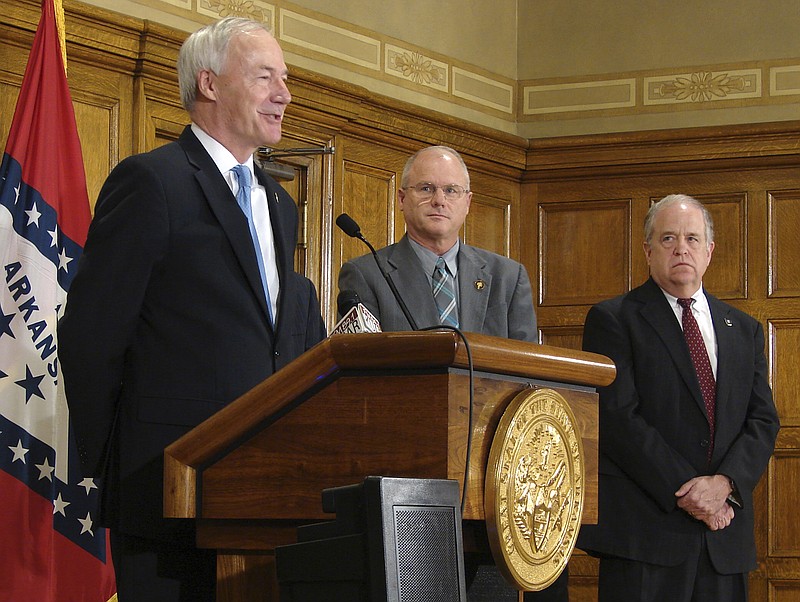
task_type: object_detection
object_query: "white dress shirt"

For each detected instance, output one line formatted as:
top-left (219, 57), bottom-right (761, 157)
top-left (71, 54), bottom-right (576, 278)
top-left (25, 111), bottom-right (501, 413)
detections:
top-left (191, 124), bottom-right (280, 318)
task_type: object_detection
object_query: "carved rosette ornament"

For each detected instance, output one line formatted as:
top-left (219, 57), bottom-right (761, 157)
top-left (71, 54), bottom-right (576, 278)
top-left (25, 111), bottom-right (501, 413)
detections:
top-left (485, 388), bottom-right (584, 591)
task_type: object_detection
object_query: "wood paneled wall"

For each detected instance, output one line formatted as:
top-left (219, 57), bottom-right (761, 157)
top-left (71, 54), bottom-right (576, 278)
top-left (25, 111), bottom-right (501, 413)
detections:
top-left (2, 1), bottom-right (798, 600)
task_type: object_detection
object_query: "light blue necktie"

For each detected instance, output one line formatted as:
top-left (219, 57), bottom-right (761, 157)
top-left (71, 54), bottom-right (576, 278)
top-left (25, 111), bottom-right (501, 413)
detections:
top-left (232, 164), bottom-right (273, 324)
top-left (433, 256), bottom-right (459, 327)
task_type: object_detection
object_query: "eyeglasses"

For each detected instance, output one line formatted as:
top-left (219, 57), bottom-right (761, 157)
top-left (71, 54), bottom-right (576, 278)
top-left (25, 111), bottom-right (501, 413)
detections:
top-left (403, 183), bottom-right (469, 201)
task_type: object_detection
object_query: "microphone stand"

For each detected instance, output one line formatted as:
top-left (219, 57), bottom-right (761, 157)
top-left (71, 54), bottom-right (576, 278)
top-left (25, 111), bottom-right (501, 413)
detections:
top-left (357, 234), bottom-right (419, 331)
top-left (336, 213), bottom-right (419, 331)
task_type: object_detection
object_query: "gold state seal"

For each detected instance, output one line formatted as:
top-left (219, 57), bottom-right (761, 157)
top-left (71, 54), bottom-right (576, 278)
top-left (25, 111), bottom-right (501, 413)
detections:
top-left (485, 388), bottom-right (584, 591)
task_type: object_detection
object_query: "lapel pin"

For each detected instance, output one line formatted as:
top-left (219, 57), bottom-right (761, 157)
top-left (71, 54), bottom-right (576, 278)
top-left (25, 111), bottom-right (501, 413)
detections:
top-left (725, 318), bottom-right (733, 327)
top-left (474, 280), bottom-right (485, 290)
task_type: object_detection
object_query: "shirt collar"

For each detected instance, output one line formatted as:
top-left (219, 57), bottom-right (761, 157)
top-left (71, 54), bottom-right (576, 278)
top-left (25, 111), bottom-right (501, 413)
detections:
top-left (661, 285), bottom-right (710, 314)
top-left (191, 123), bottom-right (254, 177)
top-left (408, 237), bottom-right (460, 277)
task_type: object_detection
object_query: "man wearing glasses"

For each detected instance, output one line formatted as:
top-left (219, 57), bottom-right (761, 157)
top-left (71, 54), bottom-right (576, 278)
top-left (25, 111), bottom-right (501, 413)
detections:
top-left (338, 145), bottom-right (538, 341)
top-left (338, 145), bottom-right (566, 600)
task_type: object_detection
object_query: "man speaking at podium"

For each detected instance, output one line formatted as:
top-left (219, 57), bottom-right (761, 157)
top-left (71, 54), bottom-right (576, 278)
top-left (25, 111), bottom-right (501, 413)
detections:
top-left (59, 17), bottom-right (326, 601)
top-left (338, 145), bottom-right (567, 600)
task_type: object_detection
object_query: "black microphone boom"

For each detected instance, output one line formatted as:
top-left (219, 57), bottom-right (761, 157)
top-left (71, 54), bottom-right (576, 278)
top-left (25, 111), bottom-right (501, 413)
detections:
top-left (336, 213), bottom-right (419, 331)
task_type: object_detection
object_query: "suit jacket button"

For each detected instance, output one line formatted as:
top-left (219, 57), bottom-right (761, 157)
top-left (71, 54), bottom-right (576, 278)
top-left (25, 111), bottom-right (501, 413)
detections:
top-left (700, 439), bottom-right (709, 448)
top-left (274, 350), bottom-right (280, 356)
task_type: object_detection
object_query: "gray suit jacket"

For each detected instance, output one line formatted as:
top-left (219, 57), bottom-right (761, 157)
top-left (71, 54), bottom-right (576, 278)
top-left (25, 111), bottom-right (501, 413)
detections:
top-left (338, 234), bottom-right (537, 341)
top-left (578, 277), bottom-right (779, 573)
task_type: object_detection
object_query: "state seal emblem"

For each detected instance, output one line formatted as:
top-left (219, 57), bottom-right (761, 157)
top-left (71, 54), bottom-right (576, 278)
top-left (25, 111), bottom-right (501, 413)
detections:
top-left (484, 387), bottom-right (584, 591)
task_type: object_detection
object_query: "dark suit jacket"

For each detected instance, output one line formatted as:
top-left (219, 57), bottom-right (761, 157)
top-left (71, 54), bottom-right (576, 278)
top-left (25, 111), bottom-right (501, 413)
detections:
top-left (58, 126), bottom-right (326, 539)
top-left (337, 234), bottom-right (537, 341)
top-left (577, 277), bottom-right (779, 574)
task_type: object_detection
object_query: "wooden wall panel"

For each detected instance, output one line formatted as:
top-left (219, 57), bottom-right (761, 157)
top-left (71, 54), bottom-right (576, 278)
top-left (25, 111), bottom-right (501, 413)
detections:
top-left (539, 199), bottom-right (630, 307)
top-left (465, 193), bottom-right (509, 256)
top-left (769, 320), bottom-right (800, 427)
top-left (332, 157), bottom-right (399, 324)
top-left (540, 325), bottom-right (583, 351)
top-left (339, 160), bottom-right (397, 256)
top-left (69, 65), bottom-right (133, 209)
top-left (770, 581), bottom-right (800, 602)
top-left (768, 191), bottom-right (800, 298)
top-left (688, 193), bottom-right (747, 300)
top-left (0, 79), bottom-right (23, 157)
top-left (770, 450), bottom-right (800, 556)
top-left (138, 92), bottom-right (186, 151)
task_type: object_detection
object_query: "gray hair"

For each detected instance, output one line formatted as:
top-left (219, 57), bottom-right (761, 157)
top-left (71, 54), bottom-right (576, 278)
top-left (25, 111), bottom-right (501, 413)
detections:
top-left (177, 17), bottom-right (271, 112)
top-left (644, 194), bottom-right (714, 246)
top-left (400, 146), bottom-right (471, 189)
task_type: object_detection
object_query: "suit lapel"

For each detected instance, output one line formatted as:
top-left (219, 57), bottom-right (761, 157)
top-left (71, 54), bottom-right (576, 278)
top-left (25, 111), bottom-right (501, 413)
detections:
top-left (457, 245), bottom-right (490, 333)
top-left (708, 295), bottom-right (734, 420)
top-left (637, 279), bottom-right (707, 416)
top-left (179, 128), bottom-right (273, 330)
top-left (387, 236), bottom-right (440, 329)
top-left (256, 166), bottom-right (291, 334)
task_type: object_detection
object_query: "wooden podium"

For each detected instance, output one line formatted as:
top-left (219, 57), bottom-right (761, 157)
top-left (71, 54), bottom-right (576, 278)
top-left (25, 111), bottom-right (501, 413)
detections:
top-left (163, 331), bottom-right (615, 600)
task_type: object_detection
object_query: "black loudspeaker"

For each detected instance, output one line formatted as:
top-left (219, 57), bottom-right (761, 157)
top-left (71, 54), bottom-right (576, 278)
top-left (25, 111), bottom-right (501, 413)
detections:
top-left (275, 476), bottom-right (468, 602)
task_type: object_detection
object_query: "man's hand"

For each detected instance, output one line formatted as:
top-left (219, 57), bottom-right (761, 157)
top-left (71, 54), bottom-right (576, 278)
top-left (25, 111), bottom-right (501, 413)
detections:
top-left (675, 474), bottom-right (733, 520)
top-left (700, 503), bottom-right (735, 531)
top-left (675, 475), bottom-right (731, 518)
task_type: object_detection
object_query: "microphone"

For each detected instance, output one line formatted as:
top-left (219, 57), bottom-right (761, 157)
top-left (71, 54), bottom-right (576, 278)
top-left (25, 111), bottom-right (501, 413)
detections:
top-left (336, 213), bottom-right (419, 331)
top-left (335, 213), bottom-right (362, 239)
top-left (331, 290), bottom-right (382, 334)
top-left (336, 289), bottom-right (361, 316)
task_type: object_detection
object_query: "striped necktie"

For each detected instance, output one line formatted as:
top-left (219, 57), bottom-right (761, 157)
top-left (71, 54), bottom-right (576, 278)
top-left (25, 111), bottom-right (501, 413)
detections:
top-left (232, 164), bottom-right (273, 324)
top-left (433, 256), bottom-right (459, 327)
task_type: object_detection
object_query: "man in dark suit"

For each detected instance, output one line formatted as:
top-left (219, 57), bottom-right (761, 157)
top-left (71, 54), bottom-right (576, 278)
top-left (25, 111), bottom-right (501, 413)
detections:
top-left (338, 145), bottom-right (567, 600)
top-left (58, 17), bottom-right (326, 601)
top-left (578, 194), bottom-right (780, 601)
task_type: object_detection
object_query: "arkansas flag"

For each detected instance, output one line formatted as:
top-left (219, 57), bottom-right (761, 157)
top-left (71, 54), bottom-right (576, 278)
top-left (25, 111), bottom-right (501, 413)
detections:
top-left (0, 0), bottom-right (117, 600)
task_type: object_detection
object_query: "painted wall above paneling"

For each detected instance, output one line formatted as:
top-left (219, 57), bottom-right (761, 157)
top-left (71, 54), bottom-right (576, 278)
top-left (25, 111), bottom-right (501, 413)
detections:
top-left (70, 0), bottom-right (800, 138)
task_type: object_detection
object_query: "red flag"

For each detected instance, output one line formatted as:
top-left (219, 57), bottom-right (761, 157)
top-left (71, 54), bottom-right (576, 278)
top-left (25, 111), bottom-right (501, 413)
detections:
top-left (0, 0), bottom-right (116, 600)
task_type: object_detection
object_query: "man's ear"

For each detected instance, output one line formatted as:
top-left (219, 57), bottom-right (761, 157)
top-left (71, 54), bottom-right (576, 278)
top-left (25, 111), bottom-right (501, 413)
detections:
top-left (196, 69), bottom-right (217, 102)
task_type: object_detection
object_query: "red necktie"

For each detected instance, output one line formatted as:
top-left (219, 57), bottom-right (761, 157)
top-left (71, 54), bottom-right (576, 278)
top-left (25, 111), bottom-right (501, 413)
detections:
top-left (677, 298), bottom-right (716, 460)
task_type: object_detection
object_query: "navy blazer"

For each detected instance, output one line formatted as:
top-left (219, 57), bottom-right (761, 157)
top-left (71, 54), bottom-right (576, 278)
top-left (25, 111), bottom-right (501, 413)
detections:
top-left (578, 277), bottom-right (779, 573)
top-left (59, 126), bottom-right (326, 538)
top-left (338, 234), bottom-right (537, 341)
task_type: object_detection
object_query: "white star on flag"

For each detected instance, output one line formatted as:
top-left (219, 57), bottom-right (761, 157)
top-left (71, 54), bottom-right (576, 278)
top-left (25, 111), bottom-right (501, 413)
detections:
top-left (25, 202), bottom-right (42, 226)
top-left (53, 492), bottom-right (70, 516)
top-left (9, 440), bottom-right (29, 463)
top-left (78, 477), bottom-right (97, 495)
top-left (78, 512), bottom-right (94, 536)
top-left (58, 247), bottom-right (73, 271)
top-left (35, 456), bottom-right (55, 481)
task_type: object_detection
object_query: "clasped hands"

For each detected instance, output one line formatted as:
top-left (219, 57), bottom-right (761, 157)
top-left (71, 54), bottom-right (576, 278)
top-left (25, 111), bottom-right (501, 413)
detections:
top-left (675, 474), bottom-right (734, 531)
